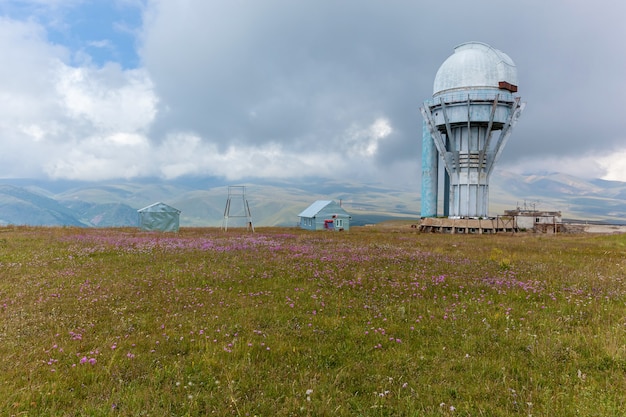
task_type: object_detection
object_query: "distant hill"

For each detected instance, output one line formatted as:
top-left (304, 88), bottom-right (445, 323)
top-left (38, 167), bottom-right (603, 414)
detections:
top-left (0, 184), bottom-right (137, 227)
top-left (489, 171), bottom-right (626, 222)
top-left (0, 184), bottom-right (86, 226)
top-left (0, 171), bottom-right (624, 227)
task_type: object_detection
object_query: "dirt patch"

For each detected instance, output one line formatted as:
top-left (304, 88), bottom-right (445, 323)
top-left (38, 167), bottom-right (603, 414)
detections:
top-left (580, 224), bottom-right (626, 234)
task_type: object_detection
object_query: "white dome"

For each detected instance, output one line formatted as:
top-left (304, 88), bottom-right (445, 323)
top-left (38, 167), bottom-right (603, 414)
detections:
top-left (433, 42), bottom-right (518, 95)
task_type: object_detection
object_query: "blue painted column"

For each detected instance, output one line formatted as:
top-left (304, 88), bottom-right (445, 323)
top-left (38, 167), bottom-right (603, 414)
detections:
top-left (443, 170), bottom-right (450, 217)
top-left (421, 120), bottom-right (438, 217)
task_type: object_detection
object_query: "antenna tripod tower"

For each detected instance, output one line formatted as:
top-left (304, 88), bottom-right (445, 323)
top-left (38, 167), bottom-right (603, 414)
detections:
top-left (222, 186), bottom-right (254, 232)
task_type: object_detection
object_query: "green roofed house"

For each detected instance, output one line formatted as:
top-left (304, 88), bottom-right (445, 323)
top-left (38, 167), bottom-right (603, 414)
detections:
top-left (137, 202), bottom-right (181, 232)
top-left (298, 200), bottom-right (351, 231)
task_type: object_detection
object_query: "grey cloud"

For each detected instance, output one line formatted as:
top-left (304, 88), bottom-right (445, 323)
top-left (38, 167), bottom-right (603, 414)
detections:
top-left (139, 0), bottom-right (626, 175)
top-left (2, 0), bottom-right (623, 182)
top-left (141, 1), bottom-right (433, 150)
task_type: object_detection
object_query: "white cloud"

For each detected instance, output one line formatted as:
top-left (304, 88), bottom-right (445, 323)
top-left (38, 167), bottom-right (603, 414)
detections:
top-left (88, 39), bottom-right (114, 49)
top-left (54, 63), bottom-right (157, 133)
top-left (147, 129), bottom-right (394, 181)
top-left (0, 15), bottom-right (158, 179)
top-left (600, 149), bottom-right (626, 182)
top-left (504, 145), bottom-right (626, 183)
top-left (0, 12), bottom-right (390, 183)
top-left (43, 132), bottom-right (152, 180)
top-left (341, 118), bottom-right (393, 157)
top-left (1, 0), bottom-right (626, 192)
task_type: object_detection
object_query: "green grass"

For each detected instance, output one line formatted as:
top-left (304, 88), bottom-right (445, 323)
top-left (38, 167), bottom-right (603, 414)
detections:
top-left (0, 226), bottom-right (625, 416)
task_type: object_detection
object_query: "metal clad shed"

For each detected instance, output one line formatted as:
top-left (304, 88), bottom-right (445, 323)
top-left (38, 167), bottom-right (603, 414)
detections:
top-left (298, 200), bottom-right (351, 231)
top-left (137, 202), bottom-right (181, 232)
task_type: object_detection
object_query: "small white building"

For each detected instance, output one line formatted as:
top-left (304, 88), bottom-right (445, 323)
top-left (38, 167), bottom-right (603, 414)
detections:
top-left (137, 202), bottom-right (181, 232)
top-left (298, 200), bottom-right (351, 231)
top-left (504, 209), bottom-right (562, 233)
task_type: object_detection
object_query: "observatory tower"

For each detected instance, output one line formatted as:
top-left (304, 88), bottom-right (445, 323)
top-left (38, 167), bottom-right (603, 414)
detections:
top-left (420, 42), bottom-right (525, 218)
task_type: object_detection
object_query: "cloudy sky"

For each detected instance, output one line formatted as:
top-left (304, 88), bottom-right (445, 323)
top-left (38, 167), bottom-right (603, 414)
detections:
top-left (1, 0), bottom-right (625, 186)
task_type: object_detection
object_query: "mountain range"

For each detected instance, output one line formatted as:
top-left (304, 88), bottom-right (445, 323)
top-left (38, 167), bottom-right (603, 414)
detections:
top-left (0, 171), bottom-right (624, 227)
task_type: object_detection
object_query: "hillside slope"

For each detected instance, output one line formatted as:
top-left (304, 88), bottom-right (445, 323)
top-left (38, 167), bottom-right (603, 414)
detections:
top-left (0, 171), bottom-right (624, 227)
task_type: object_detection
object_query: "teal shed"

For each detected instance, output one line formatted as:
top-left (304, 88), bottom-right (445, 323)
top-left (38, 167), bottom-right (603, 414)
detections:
top-left (298, 200), bottom-right (351, 231)
top-left (137, 202), bottom-right (181, 232)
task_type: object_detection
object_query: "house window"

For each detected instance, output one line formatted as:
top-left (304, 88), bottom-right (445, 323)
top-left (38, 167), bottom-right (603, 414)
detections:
top-left (535, 217), bottom-right (540, 223)
top-left (336, 219), bottom-right (343, 227)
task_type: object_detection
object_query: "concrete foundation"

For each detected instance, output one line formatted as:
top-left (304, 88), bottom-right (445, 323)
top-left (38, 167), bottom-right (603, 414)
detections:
top-left (418, 217), bottom-right (518, 234)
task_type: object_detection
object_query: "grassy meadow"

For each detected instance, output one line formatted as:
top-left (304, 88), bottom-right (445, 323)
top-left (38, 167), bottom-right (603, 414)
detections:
top-left (0, 225), bottom-right (625, 416)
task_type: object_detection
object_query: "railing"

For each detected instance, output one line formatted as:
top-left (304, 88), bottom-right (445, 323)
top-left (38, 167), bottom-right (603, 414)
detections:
top-left (424, 90), bottom-right (515, 106)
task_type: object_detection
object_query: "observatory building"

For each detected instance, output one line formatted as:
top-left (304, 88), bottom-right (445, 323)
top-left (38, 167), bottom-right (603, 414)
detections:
top-left (420, 42), bottom-right (525, 219)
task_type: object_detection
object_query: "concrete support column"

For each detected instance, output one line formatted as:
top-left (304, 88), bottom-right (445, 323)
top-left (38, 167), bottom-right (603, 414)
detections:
top-left (420, 120), bottom-right (438, 217)
top-left (443, 170), bottom-right (450, 217)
